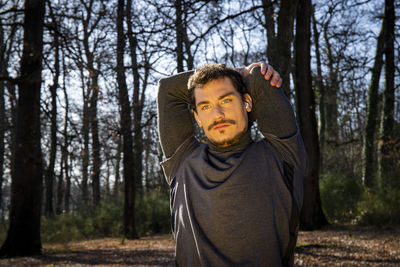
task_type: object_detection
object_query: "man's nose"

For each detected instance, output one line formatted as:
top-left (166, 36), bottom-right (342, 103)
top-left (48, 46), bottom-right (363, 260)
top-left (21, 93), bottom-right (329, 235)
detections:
top-left (212, 105), bottom-right (224, 119)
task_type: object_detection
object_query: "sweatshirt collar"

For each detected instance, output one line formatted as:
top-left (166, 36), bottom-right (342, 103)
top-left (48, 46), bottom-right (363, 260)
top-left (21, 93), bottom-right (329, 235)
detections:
top-left (207, 129), bottom-right (252, 154)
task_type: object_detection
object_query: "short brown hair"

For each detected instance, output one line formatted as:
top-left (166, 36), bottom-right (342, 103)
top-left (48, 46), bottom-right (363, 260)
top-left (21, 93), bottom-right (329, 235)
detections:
top-left (187, 64), bottom-right (247, 111)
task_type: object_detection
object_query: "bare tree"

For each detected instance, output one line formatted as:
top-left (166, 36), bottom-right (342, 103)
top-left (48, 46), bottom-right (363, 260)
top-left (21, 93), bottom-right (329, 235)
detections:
top-left (0, 2), bottom-right (20, 218)
top-left (116, 0), bottom-right (137, 239)
top-left (126, 0), bottom-right (144, 194)
top-left (363, 15), bottom-right (385, 188)
top-left (295, 0), bottom-right (328, 230)
top-left (322, 14), bottom-right (340, 143)
top-left (113, 134), bottom-right (122, 196)
top-left (174, 0), bottom-right (194, 71)
top-left (312, 0), bottom-right (375, 177)
top-left (44, 7), bottom-right (61, 217)
top-left (262, 0), bottom-right (298, 97)
top-left (79, 52), bottom-right (90, 206)
top-left (379, 0), bottom-right (396, 188)
top-left (62, 0), bottom-right (109, 207)
top-left (57, 39), bottom-right (70, 214)
top-left (80, 0), bottom-right (106, 206)
top-left (62, 72), bottom-right (72, 213)
top-left (311, 5), bottom-right (327, 166)
top-left (0, 0), bottom-right (45, 257)
top-left (0, 17), bottom-right (6, 216)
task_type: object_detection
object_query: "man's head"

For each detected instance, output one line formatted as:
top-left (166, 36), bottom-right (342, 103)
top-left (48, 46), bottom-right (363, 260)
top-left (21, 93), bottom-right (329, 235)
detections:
top-left (188, 64), bottom-right (253, 148)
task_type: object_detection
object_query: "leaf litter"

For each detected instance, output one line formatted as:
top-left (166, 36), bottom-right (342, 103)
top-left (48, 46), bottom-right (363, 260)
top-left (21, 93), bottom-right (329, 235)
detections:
top-left (0, 226), bottom-right (398, 266)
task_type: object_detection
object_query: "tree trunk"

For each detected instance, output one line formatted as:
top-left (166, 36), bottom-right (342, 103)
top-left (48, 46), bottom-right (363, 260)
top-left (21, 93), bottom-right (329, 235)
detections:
top-left (81, 71), bottom-right (90, 206)
top-left (117, 0), bottom-right (137, 239)
top-left (126, 0), bottom-right (143, 194)
top-left (0, 14), bottom-right (18, 215)
top-left (64, 148), bottom-right (71, 213)
top-left (144, 123), bottom-right (151, 192)
top-left (7, 83), bottom-right (17, 193)
top-left (379, 0), bottom-right (396, 189)
top-left (261, 0), bottom-right (276, 62)
top-left (105, 159), bottom-right (111, 197)
top-left (1, 14), bottom-right (18, 191)
top-left (113, 135), bottom-right (122, 196)
top-left (62, 57), bottom-right (71, 213)
top-left (80, 5), bottom-right (101, 206)
top-left (55, 172), bottom-right (64, 214)
top-left (181, 1), bottom-right (194, 70)
top-left (0, 0), bottom-right (45, 257)
top-left (79, 0), bottom-right (102, 207)
top-left (311, 6), bottom-right (326, 167)
top-left (175, 0), bottom-right (185, 72)
top-left (295, 0), bottom-right (328, 230)
top-left (56, 82), bottom-right (67, 215)
top-left (89, 77), bottom-right (101, 206)
top-left (363, 18), bottom-right (385, 188)
top-left (45, 25), bottom-right (60, 217)
top-left (0, 19), bottom-right (6, 214)
top-left (263, 0), bottom-right (298, 98)
top-left (323, 21), bottom-right (339, 142)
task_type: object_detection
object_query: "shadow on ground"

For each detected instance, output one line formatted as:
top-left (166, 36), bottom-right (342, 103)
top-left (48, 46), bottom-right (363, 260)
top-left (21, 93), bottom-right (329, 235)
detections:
top-left (35, 249), bottom-right (175, 266)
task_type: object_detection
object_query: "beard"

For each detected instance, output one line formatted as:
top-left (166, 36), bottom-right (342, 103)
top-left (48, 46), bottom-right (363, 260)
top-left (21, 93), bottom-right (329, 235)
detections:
top-left (208, 127), bottom-right (247, 148)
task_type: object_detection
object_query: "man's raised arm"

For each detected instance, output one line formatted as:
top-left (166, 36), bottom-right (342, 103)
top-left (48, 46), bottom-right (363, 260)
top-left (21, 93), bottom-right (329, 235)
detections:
top-left (246, 67), bottom-right (307, 224)
top-left (246, 66), bottom-right (297, 138)
top-left (157, 71), bottom-right (194, 159)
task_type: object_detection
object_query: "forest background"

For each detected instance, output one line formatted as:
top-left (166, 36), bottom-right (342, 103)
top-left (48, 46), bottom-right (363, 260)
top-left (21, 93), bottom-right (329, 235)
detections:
top-left (0, 0), bottom-right (398, 257)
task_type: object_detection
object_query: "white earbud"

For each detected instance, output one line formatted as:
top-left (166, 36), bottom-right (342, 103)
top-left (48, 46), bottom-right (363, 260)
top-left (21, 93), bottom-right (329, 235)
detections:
top-left (245, 103), bottom-right (249, 109)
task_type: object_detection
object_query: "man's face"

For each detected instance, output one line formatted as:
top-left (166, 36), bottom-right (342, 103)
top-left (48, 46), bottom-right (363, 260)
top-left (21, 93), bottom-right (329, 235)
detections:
top-left (193, 77), bottom-right (252, 148)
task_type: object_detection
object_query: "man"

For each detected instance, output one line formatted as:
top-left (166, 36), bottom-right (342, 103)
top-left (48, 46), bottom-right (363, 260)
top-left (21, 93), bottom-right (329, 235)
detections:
top-left (157, 62), bottom-right (308, 266)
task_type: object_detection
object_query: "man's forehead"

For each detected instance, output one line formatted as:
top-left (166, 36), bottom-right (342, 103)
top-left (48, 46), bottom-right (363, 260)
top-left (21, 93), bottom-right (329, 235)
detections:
top-left (194, 77), bottom-right (239, 102)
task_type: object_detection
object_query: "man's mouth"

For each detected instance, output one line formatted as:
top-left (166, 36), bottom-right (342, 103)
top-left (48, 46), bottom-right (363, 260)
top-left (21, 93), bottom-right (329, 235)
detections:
top-left (213, 123), bottom-right (229, 130)
top-left (208, 119), bottom-right (236, 131)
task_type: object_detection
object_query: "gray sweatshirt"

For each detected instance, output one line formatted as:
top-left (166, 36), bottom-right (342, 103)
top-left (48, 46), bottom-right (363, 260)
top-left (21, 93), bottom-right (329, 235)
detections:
top-left (157, 67), bottom-right (308, 266)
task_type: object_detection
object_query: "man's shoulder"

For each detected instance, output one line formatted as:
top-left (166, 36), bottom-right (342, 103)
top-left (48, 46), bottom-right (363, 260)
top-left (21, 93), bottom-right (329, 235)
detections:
top-left (246, 138), bottom-right (280, 156)
top-left (249, 136), bottom-right (301, 161)
top-left (160, 137), bottom-right (201, 184)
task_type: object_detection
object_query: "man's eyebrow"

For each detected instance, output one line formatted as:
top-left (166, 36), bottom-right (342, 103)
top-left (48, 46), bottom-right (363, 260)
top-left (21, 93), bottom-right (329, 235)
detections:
top-left (196, 92), bottom-right (236, 107)
top-left (218, 92), bottom-right (236, 100)
top-left (196, 100), bottom-right (209, 108)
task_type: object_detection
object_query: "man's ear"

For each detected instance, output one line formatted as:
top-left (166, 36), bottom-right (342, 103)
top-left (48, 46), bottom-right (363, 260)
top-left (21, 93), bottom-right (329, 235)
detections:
top-left (193, 110), bottom-right (202, 127)
top-left (243, 93), bottom-right (253, 112)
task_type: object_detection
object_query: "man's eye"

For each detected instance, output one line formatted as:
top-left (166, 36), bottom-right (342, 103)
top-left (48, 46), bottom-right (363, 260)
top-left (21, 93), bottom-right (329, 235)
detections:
top-left (201, 105), bottom-right (211, 111)
top-left (221, 99), bottom-right (232, 104)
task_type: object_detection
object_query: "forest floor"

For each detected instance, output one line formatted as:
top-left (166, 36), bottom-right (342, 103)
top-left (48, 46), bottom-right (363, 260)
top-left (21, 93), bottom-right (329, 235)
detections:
top-left (0, 225), bottom-right (399, 266)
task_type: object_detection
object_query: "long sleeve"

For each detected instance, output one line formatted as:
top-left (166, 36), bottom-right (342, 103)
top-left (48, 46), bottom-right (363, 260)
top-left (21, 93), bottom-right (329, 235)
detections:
top-left (157, 70), bottom-right (195, 158)
top-left (247, 67), bottom-right (307, 210)
top-left (246, 67), bottom-right (297, 138)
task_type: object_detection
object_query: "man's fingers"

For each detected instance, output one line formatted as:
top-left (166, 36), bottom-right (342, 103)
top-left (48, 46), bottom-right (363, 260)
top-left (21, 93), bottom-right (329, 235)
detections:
top-left (264, 65), bottom-right (274, 80)
top-left (269, 68), bottom-right (282, 88)
top-left (247, 62), bottom-right (263, 72)
top-left (260, 62), bottom-right (268, 75)
top-left (245, 61), bottom-right (282, 88)
top-left (275, 78), bottom-right (283, 88)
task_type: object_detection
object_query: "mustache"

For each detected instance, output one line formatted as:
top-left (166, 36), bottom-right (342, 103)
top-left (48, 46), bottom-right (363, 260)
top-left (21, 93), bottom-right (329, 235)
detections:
top-left (208, 119), bottom-right (236, 131)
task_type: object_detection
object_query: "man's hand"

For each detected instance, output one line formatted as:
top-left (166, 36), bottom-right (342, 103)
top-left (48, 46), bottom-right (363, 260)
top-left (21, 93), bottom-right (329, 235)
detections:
top-left (238, 61), bottom-right (282, 88)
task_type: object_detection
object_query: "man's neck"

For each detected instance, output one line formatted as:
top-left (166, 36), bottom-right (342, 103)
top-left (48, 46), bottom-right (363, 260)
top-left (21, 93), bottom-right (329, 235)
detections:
top-left (207, 130), bottom-right (252, 154)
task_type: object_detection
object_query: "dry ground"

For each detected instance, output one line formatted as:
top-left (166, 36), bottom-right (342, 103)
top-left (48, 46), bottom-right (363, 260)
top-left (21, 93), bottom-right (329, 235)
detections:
top-left (0, 225), bottom-right (399, 266)
top-left (295, 225), bottom-right (400, 266)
